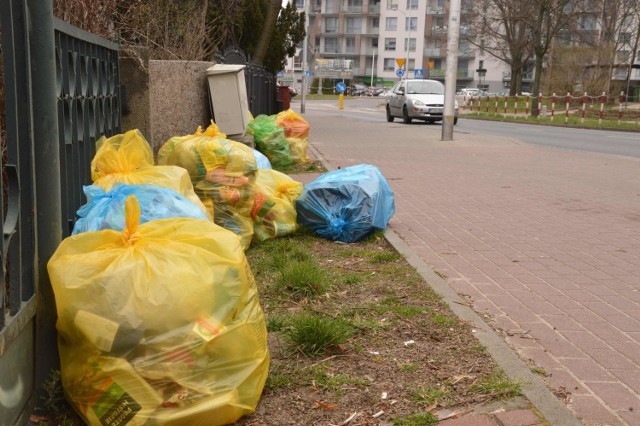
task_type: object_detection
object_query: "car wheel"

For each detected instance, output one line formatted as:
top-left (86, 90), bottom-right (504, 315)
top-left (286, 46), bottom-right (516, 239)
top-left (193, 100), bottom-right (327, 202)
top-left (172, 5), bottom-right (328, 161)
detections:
top-left (386, 106), bottom-right (394, 122)
top-left (454, 117), bottom-right (458, 125)
top-left (402, 106), bottom-right (412, 124)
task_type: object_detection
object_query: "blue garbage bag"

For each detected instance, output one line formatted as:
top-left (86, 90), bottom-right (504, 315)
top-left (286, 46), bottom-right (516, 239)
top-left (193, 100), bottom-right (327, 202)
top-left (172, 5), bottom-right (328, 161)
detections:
top-left (73, 183), bottom-right (209, 234)
top-left (253, 149), bottom-right (272, 169)
top-left (296, 164), bottom-right (395, 243)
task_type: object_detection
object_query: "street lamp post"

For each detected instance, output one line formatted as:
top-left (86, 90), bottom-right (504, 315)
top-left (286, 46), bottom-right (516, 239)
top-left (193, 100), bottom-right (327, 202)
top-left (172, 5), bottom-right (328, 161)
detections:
top-left (371, 49), bottom-right (376, 90)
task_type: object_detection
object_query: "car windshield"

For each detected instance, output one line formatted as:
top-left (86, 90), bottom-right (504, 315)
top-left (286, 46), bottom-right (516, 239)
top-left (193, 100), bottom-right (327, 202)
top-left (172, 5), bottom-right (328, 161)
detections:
top-left (406, 81), bottom-right (444, 95)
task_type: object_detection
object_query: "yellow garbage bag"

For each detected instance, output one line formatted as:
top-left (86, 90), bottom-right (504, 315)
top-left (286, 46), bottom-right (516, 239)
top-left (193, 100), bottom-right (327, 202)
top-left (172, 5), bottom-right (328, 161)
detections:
top-left (275, 109), bottom-right (309, 164)
top-left (251, 169), bottom-right (302, 241)
top-left (48, 196), bottom-right (269, 426)
top-left (91, 129), bottom-right (208, 217)
top-left (158, 125), bottom-right (257, 250)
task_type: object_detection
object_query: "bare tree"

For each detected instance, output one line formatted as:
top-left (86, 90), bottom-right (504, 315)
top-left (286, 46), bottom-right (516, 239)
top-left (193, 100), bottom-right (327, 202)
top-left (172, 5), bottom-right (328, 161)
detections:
top-left (468, 0), bottom-right (532, 96)
top-left (526, 0), bottom-right (575, 115)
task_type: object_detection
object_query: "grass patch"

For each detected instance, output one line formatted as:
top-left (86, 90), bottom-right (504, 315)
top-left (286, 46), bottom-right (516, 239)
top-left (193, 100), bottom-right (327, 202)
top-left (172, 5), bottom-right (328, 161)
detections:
top-left (531, 367), bottom-right (549, 377)
top-left (368, 251), bottom-right (402, 264)
top-left (285, 313), bottom-right (355, 357)
top-left (278, 259), bottom-right (329, 299)
top-left (342, 273), bottom-right (364, 284)
top-left (411, 386), bottom-right (454, 406)
top-left (431, 313), bottom-right (459, 327)
top-left (275, 159), bottom-right (327, 175)
top-left (399, 363), bottom-right (420, 373)
top-left (468, 371), bottom-right (522, 399)
top-left (392, 413), bottom-right (439, 425)
top-left (266, 314), bottom-right (289, 332)
top-left (308, 365), bottom-right (368, 391)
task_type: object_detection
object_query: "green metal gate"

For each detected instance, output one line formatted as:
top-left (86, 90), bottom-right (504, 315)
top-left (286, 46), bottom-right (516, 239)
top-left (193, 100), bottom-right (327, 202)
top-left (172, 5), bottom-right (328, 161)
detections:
top-left (0, 3), bottom-right (120, 424)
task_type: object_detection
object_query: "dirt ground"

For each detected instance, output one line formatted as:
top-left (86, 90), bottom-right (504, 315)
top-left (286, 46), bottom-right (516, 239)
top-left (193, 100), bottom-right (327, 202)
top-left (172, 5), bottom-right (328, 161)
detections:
top-left (238, 231), bottom-right (521, 426)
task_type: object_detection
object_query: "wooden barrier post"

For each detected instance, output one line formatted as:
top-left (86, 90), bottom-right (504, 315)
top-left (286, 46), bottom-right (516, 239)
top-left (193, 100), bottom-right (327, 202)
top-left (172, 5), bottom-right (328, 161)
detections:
top-left (514, 95), bottom-right (518, 115)
top-left (551, 93), bottom-right (556, 121)
top-left (599, 91), bottom-right (605, 125)
top-left (618, 91), bottom-right (624, 124)
top-left (581, 93), bottom-right (587, 124)
top-left (525, 95), bottom-right (530, 117)
top-left (537, 93), bottom-right (543, 119)
top-left (495, 95), bottom-right (498, 114)
top-left (565, 92), bottom-right (570, 123)
top-left (504, 96), bottom-right (508, 114)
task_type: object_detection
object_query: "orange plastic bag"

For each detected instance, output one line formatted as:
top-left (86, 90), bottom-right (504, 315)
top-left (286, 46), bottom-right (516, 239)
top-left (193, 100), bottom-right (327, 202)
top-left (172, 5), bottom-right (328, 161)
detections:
top-left (275, 109), bottom-right (309, 164)
top-left (48, 196), bottom-right (269, 425)
top-left (91, 129), bottom-right (208, 216)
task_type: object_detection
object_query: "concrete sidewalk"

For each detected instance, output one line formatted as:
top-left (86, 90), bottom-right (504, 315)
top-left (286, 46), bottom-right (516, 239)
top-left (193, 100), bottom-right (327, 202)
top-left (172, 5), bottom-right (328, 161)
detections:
top-left (302, 106), bottom-right (640, 425)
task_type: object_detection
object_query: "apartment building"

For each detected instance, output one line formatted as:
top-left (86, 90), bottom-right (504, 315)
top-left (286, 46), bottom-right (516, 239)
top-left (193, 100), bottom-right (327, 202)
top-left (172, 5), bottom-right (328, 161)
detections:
top-left (287, 0), bottom-right (639, 95)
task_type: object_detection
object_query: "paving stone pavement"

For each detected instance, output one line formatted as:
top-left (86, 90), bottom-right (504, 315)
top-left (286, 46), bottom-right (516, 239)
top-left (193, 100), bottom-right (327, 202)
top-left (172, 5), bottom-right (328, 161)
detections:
top-left (300, 103), bottom-right (640, 425)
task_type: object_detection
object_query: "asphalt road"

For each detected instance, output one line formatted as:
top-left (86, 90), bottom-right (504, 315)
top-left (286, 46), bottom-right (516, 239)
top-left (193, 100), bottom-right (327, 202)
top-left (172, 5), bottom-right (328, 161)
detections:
top-left (298, 98), bottom-right (640, 159)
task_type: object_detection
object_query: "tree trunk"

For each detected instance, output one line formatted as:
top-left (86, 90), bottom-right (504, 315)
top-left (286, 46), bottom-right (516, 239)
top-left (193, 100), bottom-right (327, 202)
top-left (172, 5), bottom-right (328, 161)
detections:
top-left (252, 0), bottom-right (281, 65)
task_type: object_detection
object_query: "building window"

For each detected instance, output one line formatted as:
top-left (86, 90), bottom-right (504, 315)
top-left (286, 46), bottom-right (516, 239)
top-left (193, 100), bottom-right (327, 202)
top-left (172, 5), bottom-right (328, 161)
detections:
top-left (385, 17), bottom-right (397, 31)
top-left (295, 0), bottom-right (304, 9)
top-left (372, 38), bottom-right (379, 48)
top-left (405, 17), bottom-right (417, 31)
top-left (404, 37), bottom-right (416, 52)
top-left (324, 38), bottom-right (339, 53)
top-left (385, 38), bottom-right (396, 51)
top-left (325, 17), bottom-right (338, 33)
top-left (383, 58), bottom-right (395, 71)
top-left (346, 37), bottom-right (356, 53)
top-left (406, 0), bottom-right (418, 9)
top-left (387, 1), bottom-right (399, 10)
top-left (407, 59), bottom-right (415, 71)
top-left (619, 32), bottom-right (631, 43)
top-left (346, 17), bottom-right (362, 33)
top-left (617, 50), bottom-right (630, 63)
top-left (373, 17), bottom-right (380, 28)
top-left (579, 15), bottom-right (596, 30)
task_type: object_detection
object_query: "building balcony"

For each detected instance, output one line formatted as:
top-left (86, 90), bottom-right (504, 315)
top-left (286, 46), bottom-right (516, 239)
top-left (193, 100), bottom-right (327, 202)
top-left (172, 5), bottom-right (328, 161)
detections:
top-left (427, 7), bottom-right (445, 15)
top-left (424, 48), bottom-right (442, 57)
top-left (431, 26), bottom-right (448, 36)
top-left (368, 4), bottom-right (380, 13)
top-left (429, 69), bottom-right (474, 79)
top-left (341, 5), bottom-right (364, 13)
top-left (458, 49), bottom-right (475, 58)
top-left (502, 71), bottom-right (534, 82)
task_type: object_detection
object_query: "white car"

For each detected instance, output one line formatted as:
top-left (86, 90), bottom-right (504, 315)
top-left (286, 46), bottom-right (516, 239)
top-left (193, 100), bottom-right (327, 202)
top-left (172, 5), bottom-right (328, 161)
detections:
top-left (386, 79), bottom-right (459, 124)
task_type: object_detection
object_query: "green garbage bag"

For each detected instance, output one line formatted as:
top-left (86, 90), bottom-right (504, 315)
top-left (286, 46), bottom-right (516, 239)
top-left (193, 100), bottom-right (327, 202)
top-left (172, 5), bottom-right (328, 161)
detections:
top-left (247, 115), bottom-right (292, 169)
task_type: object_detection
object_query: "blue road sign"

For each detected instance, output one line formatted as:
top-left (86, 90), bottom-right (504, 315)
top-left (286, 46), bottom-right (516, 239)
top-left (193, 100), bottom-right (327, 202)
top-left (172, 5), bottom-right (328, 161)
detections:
top-left (305, 70), bottom-right (312, 77)
top-left (396, 69), bottom-right (404, 78)
top-left (277, 71), bottom-right (284, 77)
top-left (336, 82), bottom-right (347, 93)
top-left (414, 69), bottom-right (424, 79)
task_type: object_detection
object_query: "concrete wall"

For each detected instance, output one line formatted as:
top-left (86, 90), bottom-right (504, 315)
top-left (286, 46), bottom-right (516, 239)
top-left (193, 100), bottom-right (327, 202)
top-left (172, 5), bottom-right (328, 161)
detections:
top-left (120, 49), bottom-right (151, 142)
top-left (149, 60), bottom-right (214, 152)
top-left (119, 57), bottom-right (215, 154)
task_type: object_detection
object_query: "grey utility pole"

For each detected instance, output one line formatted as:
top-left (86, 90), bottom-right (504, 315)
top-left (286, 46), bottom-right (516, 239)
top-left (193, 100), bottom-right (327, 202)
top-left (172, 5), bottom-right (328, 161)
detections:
top-left (441, 0), bottom-right (461, 141)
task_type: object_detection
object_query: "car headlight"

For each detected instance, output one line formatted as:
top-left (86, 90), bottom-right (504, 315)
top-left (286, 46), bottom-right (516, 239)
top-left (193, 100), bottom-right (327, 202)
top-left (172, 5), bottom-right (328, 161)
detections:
top-left (412, 100), bottom-right (425, 106)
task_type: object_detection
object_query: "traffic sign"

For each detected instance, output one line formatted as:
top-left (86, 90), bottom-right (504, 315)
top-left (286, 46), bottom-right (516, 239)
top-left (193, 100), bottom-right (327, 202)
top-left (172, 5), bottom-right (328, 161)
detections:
top-left (396, 69), bottom-right (404, 78)
top-left (336, 82), bottom-right (347, 93)
top-left (277, 71), bottom-right (284, 77)
top-left (395, 58), bottom-right (406, 69)
top-left (305, 70), bottom-right (311, 77)
top-left (414, 69), bottom-right (424, 79)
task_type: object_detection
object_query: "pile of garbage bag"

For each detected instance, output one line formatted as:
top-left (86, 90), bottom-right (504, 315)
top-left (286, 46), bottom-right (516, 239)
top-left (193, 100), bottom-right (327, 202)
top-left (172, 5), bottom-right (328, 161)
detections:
top-left (251, 169), bottom-right (303, 242)
top-left (49, 196), bottom-right (269, 426)
top-left (72, 183), bottom-right (209, 235)
top-left (158, 125), bottom-right (258, 250)
top-left (91, 129), bottom-right (208, 216)
top-left (296, 164), bottom-right (395, 243)
top-left (275, 109), bottom-right (309, 164)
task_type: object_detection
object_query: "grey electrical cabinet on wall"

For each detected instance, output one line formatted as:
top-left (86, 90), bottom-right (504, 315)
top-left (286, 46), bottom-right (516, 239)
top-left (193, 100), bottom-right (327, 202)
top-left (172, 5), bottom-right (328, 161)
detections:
top-left (206, 64), bottom-right (250, 136)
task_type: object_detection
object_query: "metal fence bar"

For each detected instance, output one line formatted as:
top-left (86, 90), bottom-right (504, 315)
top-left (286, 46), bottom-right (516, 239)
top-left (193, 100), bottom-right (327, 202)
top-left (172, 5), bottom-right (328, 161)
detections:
top-left (53, 17), bottom-right (120, 236)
